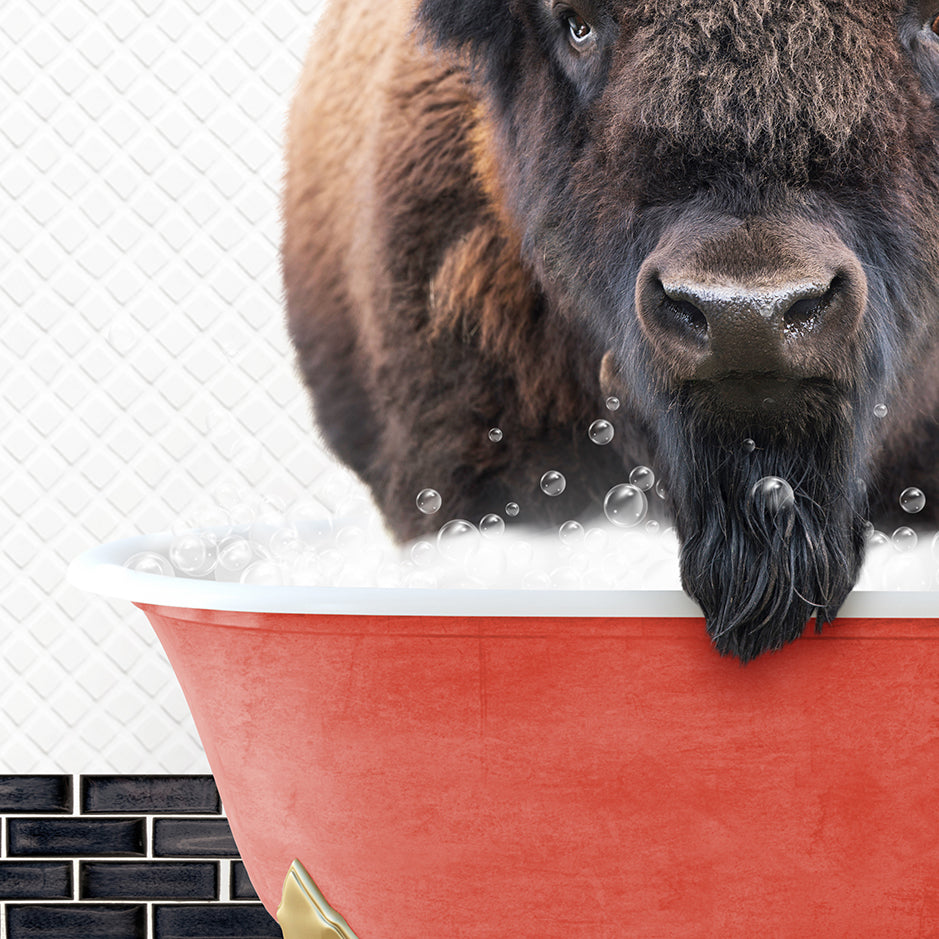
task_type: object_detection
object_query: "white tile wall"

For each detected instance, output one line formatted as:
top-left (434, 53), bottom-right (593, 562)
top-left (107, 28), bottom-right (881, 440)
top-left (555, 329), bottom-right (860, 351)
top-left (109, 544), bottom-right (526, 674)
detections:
top-left (0, 0), bottom-right (356, 771)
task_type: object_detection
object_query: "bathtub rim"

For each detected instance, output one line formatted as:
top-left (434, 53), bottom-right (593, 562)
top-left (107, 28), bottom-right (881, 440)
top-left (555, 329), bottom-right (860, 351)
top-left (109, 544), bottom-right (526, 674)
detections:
top-left (67, 531), bottom-right (939, 620)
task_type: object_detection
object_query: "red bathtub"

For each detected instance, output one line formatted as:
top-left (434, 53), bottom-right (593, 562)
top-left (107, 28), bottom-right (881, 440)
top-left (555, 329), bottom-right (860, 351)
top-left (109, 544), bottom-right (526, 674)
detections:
top-left (70, 532), bottom-right (939, 937)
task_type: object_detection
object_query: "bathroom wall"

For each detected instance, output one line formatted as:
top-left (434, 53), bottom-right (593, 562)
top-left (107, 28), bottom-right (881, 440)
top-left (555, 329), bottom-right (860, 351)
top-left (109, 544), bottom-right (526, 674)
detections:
top-left (0, 0), bottom-right (354, 776)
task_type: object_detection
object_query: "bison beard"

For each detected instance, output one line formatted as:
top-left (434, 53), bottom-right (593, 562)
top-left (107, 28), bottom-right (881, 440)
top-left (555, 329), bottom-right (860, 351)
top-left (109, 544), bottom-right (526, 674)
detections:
top-left (662, 395), bottom-right (868, 662)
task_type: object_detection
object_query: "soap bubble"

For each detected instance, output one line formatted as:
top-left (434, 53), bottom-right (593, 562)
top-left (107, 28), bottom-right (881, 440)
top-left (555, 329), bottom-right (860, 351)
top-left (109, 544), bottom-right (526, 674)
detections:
top-left (874, 403), bottom-right (887, 418)
top-left (603, 484), bottom-right (648, 528)
top-left (240, 560), bottom-right (285, 585)
top-left (479, 513), bottom-right (505, 538)
top-left (654, 480), bottom-right (668, 500)
top-left (169, 532), bottom-right (217, 576)
top-left (406, 570), bottom-right (438, 589)
top-left (314, 548), bottom-right (345, 583)
top-left (125, 551), bottom-right (174, 576)
top-left (600, 550), bottom-right (630, 584)
top-left (436, 519), bottom-right (480, 562)
top-left (289, 552), bottom-right (320, 586)
top-left (488, 427), bottom-right (503, 442)
top-left (749, 476), bottom-right (795, 515)
top-left (588, 420), bottom-right (614, 445)
top-left (216, 536), bottom-right (253, 574)
top-left (899, 487), bottom-right (926, 514)
top-left (605, 396), bottom-right (620, 411)
top-left (551, 566), bottom-right (583, 589)
top-left (584, 528), bottom-right (609, 554)
top-left (416, 488), bottom-right (442, 514)
top-left (505, 502), bottom-right (520, 517)
top-left (892, 526), bottom-right (918, 553)
top-left (558, 520), bottom-right (585, 546)
top-left (227, 500), bottom-right (255, 527)
top-left (269, 526), bottom-right (304, 561)
top-left (314, 472), bottom-right (358, 513)
top-left (742, 438), bottom-right (756, 453)
top-left (286, 499), bottom-right (334, 540)
top-left (183, 495), bottom-right (231, 541)
top-left (375, 562), bottom-right (408, 589)
top-left (522, 570), bottom-right (552, 589)
top-left (466, 544), bottom-right (508, 583)
top-left (505, 540), bottom-right (534, 573)
top-left (410, 540), bottom-right (436, 567)
top-left (335, 525), bottom-right (366, 550)
top-left (629, 466), bottom-right (655, 492)
top-left (645, 520), bottom-right (660, 535)
top-left (249, 510), bottom-right (286, 559)
top-left (866, 529), bottom-right (889, 548)
top-left (540, 470), bottom-right (566, 497)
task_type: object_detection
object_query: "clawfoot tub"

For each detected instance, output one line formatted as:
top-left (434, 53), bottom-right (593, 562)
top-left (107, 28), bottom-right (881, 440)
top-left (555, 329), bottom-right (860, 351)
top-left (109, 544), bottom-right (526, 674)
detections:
top-left (70, 531), bottom-right (939, 937)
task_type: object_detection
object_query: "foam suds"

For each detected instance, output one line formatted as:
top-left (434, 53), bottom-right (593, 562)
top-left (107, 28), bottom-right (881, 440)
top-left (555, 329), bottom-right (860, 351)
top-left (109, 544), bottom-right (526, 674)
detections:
top-left (127, 510), bottom-right (683, 590)
top-left (123, 472), bottom-right (938, 593)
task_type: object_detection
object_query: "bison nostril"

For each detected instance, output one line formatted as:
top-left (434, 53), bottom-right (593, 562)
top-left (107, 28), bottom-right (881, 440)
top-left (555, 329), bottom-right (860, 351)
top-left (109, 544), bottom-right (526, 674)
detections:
top-left (783, 294), bottom-right (823, 328)
top-left (655, 279), bottom-right (708, 337)
top-left (668, 297), bottom-right (708, 334)
top-left (783, 276), bottom-right (841, 330)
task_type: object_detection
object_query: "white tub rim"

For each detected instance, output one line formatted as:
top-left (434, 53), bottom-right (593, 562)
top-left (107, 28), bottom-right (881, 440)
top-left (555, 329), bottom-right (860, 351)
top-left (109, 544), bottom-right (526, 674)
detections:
top-left (67, 530), bottom-right (939, 620)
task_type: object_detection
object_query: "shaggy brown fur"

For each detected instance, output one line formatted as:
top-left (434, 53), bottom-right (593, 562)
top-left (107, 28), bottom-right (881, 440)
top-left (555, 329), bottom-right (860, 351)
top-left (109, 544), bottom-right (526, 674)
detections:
top-left (284, 0), bottom-right (939, 659)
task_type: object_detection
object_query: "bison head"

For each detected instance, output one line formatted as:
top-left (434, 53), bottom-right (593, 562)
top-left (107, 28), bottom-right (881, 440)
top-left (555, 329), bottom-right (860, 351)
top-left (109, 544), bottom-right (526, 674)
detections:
top-left (417, 0), bottom-right (939, 659)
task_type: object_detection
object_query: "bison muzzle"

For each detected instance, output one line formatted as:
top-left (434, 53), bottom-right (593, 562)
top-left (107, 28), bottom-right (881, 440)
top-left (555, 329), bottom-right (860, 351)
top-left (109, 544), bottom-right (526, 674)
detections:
top-left (282, 0), bottom-right (939, 661)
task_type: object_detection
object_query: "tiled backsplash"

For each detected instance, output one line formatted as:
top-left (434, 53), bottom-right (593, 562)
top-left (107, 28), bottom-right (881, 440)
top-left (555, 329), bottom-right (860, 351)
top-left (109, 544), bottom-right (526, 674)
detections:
top-left (0, 0), bottom-right (335, 777)
top-left (0, 775), bottom-right (281, 938)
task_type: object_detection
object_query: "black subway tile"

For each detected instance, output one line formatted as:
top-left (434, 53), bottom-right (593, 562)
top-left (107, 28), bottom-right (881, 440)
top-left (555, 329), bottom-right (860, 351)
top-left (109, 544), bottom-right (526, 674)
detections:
top-left (81, 775), bottom-right (221, 814)
top-left (231, 861), bottom-right (260, 900)
top-left (153, 904), bottom-right (281, 938)
top-left (153, 817), bottom-right (239, 857)
top-left (8, 817), bottom-right (147, 857)
top-left (0, 775), bottom-right (72, 814)
top-left (0, 861), bottom-right (72, 899)
top-left (6, 904), bottom-right (146, 939)
top-left (80, 861), bottom-right (218, 901)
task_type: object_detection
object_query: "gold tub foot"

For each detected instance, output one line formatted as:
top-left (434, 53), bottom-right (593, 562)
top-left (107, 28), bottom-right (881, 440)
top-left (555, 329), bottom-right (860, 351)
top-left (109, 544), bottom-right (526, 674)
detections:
top-left (277, 860), bottom-right (360, 939)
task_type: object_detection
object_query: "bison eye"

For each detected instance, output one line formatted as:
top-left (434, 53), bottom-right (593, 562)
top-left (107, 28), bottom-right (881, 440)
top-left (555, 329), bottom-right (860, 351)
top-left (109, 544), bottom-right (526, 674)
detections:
top-left (564, 11), bottom-right (594, 46)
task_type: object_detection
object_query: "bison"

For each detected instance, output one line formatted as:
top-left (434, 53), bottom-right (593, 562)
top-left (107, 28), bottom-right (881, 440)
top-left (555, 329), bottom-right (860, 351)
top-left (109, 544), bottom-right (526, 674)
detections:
top-left (282, 0), bottom-right (939, 660)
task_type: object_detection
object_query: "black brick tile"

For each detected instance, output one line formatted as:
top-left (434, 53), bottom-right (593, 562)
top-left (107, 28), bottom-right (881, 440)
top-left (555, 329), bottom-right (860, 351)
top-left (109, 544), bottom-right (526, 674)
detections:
top-left (230, 861), bottom-right (259, 901)
top-left (153, 903), bottom-right (281, 938)
top-left (6, 904), bottom-right (146, 939)
top-left (0, 776), bottom-right (72, 814)
top-left (153, 817), bottom-right (239, 857)
top-left (81, 775), bottom-right (221, 815)
top-left (80, 861), bottom-right (218, 901)
top-left (8, 817), bottom-right (146, 857)
top-left (0, 862), bottom-right (72, 900)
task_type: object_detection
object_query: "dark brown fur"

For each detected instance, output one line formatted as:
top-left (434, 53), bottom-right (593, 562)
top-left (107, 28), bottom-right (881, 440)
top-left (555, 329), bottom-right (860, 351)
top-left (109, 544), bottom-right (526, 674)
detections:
top-left (284, 0), bottom-right (939, 658)
top-left (283, 4), bottom-right (645, 537)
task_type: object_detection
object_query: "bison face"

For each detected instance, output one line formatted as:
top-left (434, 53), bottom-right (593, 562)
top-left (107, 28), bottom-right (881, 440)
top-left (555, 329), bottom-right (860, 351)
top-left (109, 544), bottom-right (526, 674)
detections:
top-left (419, 0), bottom-right (939, 659)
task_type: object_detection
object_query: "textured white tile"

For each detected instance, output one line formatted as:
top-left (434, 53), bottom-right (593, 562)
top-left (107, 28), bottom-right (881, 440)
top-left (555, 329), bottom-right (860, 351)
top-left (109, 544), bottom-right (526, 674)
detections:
top-left (1, 0), bottom-right (331, 773)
